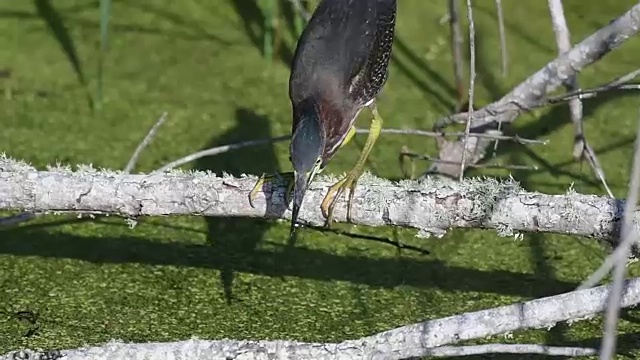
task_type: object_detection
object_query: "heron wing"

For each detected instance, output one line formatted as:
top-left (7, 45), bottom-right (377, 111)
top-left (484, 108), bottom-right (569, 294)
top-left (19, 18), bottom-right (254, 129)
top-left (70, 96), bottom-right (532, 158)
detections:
top-left (346, 0), bottom-right (397, 106)
top-left (289, 0), bottom-right (393, 106)
top-left (288, 0), bottom-right (397, 164)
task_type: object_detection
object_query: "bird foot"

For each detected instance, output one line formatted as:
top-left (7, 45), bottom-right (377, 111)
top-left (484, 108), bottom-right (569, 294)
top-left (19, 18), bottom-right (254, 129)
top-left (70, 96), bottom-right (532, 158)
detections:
top-left (249, 171), bottom-right (295, 208)
top-left (320, 168), bottom-right (363, 227)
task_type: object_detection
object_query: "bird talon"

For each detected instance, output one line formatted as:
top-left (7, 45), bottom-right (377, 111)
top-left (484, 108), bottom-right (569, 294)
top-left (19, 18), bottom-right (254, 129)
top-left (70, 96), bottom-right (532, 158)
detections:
top-left (320, 178), bottom-right (344, 220)
top-left (248, 173), bottom-right (267, 208)
top-left (248, 172), bottom-right (295, 208)
top-left (320, 172), bottom-right (361, 227)
top-left (285, 179), bottom-right (295, 205)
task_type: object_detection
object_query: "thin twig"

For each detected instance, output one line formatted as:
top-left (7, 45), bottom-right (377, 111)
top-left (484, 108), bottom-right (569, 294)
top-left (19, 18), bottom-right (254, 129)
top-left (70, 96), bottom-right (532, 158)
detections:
top-left (289, 0), bottom-right (310, 21)
top-left (548, 0), bottom-right (613, 199)
top-left (491, 0), bottom-right (507, 157)
top-left (434, 4), bottom-right (640, 131)
top-left (577, 237), bottom-right (640, 290)
top-left (360, 128), bottom-right (548, 144)
top-left (401, 151), bottom-right (538, 171)
top-left (448, 0), bottom-right (465, 109)
top-left (431, 4), bottom-right (640, 178)
top-left (155, 127), bottom-right (547, 175)
top-left (459, 0), bottom-right (477, 181)
top-left (303, 224), bottom-right (431, 255)
top-left (495, 0), bottom-right (508, 78)
top-left (448, 72), bottom-right (640, 122)
top-left (544, 67), bottom-right (640, 105)
top-left (124, 112), bottom-right (168, 174)
top-left (600, 106), bottom-right (640, 360)
top-left (155, 135), bottom-right (290, 172)
top-left (584, 144), bottom-right (615, 198)
top-left (545, 84), bottom-right (640, 106)
top-left (428, 344), bottom-right (597, 357)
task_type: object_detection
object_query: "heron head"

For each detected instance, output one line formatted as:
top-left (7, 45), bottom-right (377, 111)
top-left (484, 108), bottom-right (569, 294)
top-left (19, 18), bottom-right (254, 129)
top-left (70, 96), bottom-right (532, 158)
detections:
top-left (289, 105), bottom-right (325, 239)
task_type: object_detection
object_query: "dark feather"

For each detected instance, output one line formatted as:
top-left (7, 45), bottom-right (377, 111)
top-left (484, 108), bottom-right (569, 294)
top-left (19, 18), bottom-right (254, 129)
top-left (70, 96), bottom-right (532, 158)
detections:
top-left (289, 0), bottom-right (397, 165)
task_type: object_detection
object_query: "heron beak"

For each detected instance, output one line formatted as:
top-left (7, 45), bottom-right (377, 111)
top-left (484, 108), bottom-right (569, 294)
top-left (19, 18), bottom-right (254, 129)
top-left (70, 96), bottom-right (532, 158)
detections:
top-left (290, 170), bottom-right (310, 241)
top-left (290, 164), bottom-right (319, 241)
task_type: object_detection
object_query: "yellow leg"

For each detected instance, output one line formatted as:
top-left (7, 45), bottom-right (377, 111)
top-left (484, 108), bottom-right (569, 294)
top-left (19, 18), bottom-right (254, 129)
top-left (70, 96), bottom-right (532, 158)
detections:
top-left (340, 125), bottom-right (357, 148)
top-left (249, 171), bottom-right (295, 208)
top-left (320, 103), bottom-right (384, 225)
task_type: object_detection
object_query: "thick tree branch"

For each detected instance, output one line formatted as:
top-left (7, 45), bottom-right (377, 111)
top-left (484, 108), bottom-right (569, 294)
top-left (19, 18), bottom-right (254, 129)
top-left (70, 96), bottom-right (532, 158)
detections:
top-left (1, 156), bottom-right (639, 253)
top-left (432, 3), bottom-right (640, 178)
top-left (2, 277), bottom-right (638, 360)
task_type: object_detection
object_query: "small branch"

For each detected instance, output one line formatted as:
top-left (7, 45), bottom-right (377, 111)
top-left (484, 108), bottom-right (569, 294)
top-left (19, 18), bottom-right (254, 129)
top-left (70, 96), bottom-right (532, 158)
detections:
top-left (367, 128), bottom-right (548, 145)
top-left (542, 69), bottom-right (640, 105)
top-left (155, 128), bottom-right (546, 175)
top-left (495, 0), bottom-right (508, 77)
top-left (476, 70), bottom-right (640, 114)
top-left (431, 3), bottom-right (640, 178)
top-left (435, 3), bottom-right (640, 131)
top-left (547, 0), bottom-right (582, 158)
top-left (600, 106), bottom-right (640, 360)
top-left (459, 0), bottom-right (477, 180)
top-left (583, 144), bottom-right (615, 198)
top-left (489, 0), bottom-right (508, 157)
top-left (448, 0), bottom-right (466, 109)
top-left (155, 135), bottom-right (290, 172)
top-left (1, 156), bottom-right (639, 250)
top-left (401, 151), bottom-right (539, 171)
top-left (124, 112), bottom-right (168, 174)
top-left (3, 278), bottom-right (638, 360)
top-left (548, 0), bottom-right (613, 199)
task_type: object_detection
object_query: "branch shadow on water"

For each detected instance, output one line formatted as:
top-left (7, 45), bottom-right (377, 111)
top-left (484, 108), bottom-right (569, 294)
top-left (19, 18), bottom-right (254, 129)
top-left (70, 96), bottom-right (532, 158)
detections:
top-left (473, 2), bottom-right (555, 56)
top-left (193, 108), bottom-right (281, 304)
top-left (508, 149), bottom-right (573, 349)
top-left (391, 36), bottom-right (457, 112)
top-left (484, 91), bottom-right (636, 191)
top-left (113, 0), bottom-right (231, 45)
top-left (473, 24), bottom-right (504, 103)
top-left (33, 0), bottom-right (93, 109)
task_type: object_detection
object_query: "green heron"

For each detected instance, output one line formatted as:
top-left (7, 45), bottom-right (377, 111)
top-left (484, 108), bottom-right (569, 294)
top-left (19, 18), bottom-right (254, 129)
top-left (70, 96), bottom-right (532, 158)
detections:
top-left (250, 0), bottom-right (397, 239)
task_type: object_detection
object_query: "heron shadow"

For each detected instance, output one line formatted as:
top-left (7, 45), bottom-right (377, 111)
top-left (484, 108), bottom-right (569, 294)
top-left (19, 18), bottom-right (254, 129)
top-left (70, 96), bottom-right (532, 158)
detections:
top-left (194, 107), bottom-right (281, 304)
